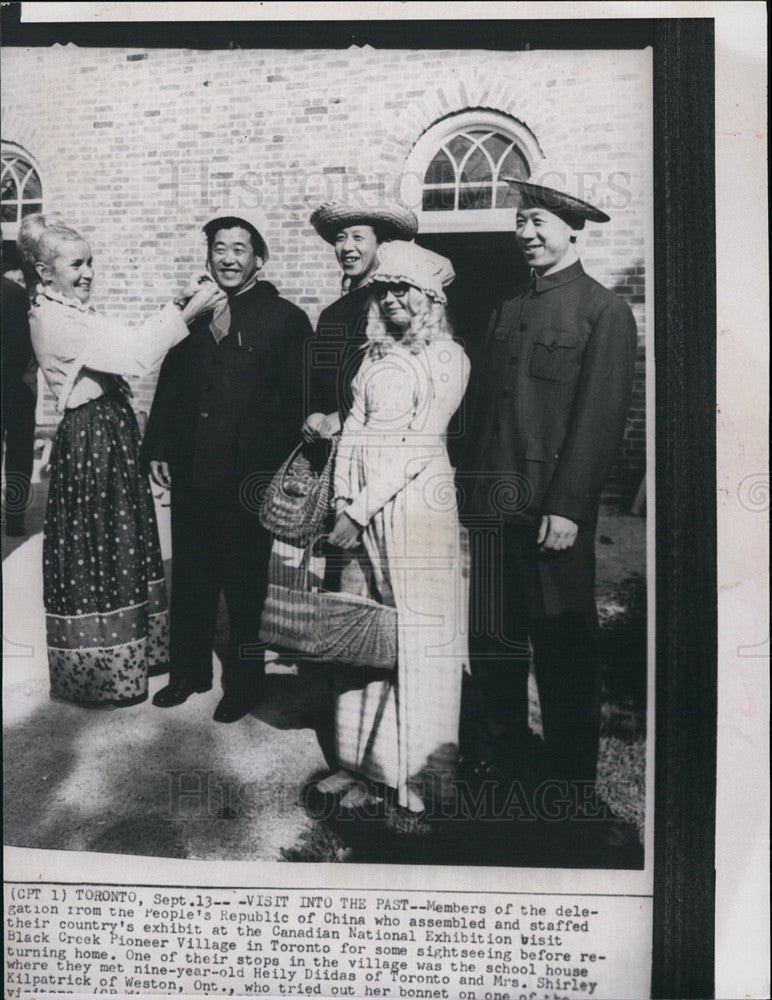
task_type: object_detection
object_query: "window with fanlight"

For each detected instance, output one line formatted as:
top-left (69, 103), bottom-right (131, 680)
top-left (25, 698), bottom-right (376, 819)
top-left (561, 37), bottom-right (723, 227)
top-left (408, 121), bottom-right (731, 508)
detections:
top-left (422, 129), bottom-right (530, 212)
top-left (405, 111), bottom-right (541, 232)
top-left (1, 144), bottom-right (43, 237)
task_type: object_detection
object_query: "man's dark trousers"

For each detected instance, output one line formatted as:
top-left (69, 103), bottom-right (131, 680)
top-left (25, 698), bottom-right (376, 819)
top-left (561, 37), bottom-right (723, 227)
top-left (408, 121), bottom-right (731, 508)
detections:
top-left (468, 521), bottom-right (602, 788)
top-left (168, 487), bottom-right (272, 700)
top-left (2, 379), bottom-right (36, 524)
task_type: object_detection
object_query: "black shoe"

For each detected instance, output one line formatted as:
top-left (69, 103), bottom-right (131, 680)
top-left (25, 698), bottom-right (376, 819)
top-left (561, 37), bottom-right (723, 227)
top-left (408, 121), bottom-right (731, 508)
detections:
top-left (213, 691), bottom-right (258, 723)
top-left (152, 678), bottom-right (211, 708)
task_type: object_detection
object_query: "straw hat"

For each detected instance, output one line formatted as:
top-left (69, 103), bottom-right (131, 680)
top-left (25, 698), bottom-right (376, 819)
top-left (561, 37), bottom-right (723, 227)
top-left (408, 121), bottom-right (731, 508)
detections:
top-left (310, 199), bottom-right (418, 245)
top-left (503, 161), bottom-right (610, 229)
top-left (370, 240), bottom-right (455, 303)
top-left (202, 206), bottom-right (271, 261)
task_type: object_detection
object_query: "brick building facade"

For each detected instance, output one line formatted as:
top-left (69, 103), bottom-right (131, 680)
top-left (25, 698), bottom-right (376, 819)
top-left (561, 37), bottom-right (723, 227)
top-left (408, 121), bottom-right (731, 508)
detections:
top-left (2, 45), bottom-right (650, 502)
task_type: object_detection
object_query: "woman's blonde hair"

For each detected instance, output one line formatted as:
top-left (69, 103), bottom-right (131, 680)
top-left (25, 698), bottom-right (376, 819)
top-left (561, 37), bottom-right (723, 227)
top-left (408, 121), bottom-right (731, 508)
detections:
top-left (16, 213), bottom-right (85, 289)
top-left (365, 289), bottom-right (453, 356)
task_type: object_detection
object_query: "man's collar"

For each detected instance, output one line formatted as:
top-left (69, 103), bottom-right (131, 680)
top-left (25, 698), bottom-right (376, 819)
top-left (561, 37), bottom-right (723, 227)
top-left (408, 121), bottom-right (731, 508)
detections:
top-left (341, 273), bottom-right (375, 296)
top-left (226, 273), bottom-right (259, 300)
top-left (347, 278), bottom-right (374, 298)
top-left (531, 258), bottom-right (585, 293)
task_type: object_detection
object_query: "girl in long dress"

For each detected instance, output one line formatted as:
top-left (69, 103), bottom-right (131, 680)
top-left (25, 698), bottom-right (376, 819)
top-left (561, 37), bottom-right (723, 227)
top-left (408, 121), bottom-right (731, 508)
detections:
top-left (17, 213), bottom-right (225, 708)
top-left (323, 240), bottom-right (470, 814)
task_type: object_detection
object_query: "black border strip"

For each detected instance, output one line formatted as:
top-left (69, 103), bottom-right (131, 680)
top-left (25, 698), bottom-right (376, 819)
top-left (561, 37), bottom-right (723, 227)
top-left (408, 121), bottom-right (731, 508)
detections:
top-left (1, 8), bottom-right (718, 998)
top-left (2, 7), bottom-right (658, 50)
top-left (651, 18), bottom-right (717, 1000)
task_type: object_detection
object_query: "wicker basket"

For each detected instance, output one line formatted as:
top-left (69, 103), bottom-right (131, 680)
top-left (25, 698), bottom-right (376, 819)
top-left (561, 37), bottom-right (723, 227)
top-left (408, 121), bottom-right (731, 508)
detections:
top-left (259, 439), bottom-right (336, 545)
top-left (259, 537), bottom-right (397, 670)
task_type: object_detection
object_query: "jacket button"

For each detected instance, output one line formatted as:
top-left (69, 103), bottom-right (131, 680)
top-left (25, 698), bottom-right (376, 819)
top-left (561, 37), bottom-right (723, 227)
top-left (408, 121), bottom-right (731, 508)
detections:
top-left (200, 412), bottom-right (209, 419)
top-left (519, 323), bottom-right (527, 332)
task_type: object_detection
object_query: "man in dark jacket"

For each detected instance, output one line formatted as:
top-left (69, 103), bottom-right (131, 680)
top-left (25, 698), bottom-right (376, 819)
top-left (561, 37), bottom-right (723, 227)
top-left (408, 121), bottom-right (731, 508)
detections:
top-left (463, 170), bottom-right (637, 806)
top-left (300, 199), bottom-right (418, 784)
top-left (1, 272), bottom-right (37, 537)
top-left (302, 199), bottom-right (418, 440)
top-left (142, 208), bottom-right (312, 722)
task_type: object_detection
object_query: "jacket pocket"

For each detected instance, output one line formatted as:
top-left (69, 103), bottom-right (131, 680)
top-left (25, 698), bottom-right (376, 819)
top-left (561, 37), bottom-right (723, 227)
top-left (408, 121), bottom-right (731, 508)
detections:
top-left (527, 330), bottom-right (582, 384)
top-left (525, 436), bottom-right (560, 463)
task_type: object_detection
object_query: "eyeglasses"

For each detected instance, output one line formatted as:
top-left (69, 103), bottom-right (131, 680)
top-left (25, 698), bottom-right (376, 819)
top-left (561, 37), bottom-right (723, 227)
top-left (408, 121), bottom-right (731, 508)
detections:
top-left (372, 283), bottom-right (412, 299)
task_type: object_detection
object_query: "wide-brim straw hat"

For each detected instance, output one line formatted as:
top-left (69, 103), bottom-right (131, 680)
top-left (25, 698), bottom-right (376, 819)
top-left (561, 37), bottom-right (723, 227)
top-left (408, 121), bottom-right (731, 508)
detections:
top-left (370, 240), bottom-right (455, 304)
top-left (310, 199), bottom-right (418, 245)
top-left (503, 162), bottom-right (610, 228)
top-left (202, 206), bottom-right (270, 261)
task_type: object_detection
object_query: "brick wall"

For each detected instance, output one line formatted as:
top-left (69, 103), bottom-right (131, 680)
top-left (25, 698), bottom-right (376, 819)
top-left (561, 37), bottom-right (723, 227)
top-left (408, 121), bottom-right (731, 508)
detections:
top-left (2, 46), bottom-right (650, 503)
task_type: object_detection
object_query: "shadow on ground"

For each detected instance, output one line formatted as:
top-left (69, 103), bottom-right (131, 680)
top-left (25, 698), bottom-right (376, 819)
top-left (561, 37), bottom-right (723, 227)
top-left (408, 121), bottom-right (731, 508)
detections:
top-left (2, 664), bottom-right (336, 862)
top-left (4, 505), bottom-right (646, 868)
top-left (283, 771), bottom-right (644, 870)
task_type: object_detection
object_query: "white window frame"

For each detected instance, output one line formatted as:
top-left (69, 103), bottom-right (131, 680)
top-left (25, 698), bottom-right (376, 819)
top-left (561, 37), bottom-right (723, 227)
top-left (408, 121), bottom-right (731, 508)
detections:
top-left (403, 109), bottom-right (541, 234)
top-left (1, 143), bottom-right (43, 241)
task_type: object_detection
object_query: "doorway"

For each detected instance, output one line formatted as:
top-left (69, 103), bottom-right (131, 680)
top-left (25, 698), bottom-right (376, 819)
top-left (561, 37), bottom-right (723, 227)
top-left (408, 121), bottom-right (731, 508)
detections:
top-left (416, 231), bottom-right (528, 362)
top-left (415, 231), bottom-right (528, 464)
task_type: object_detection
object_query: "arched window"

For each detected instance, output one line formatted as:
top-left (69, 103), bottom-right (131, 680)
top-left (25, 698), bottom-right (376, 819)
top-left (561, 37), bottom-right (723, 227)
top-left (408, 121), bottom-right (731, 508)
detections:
top-left (1, 144), bottom-right (43, 238)
top-left (423, 130), bottom-right (529, 211)
top-left (404, 110), bottom-right (541, 233)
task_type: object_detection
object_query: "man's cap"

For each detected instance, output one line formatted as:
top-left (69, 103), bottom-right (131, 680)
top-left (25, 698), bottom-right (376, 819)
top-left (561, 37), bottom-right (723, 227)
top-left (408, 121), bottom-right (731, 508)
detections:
top-left (370, 240), bottom-right (455, 304)
top-left (310, 199), bottom-right (419, 245)
top-left (202, 206), bottom-right (270, 261)
top-left (503, 164), bottom-right (610, 229)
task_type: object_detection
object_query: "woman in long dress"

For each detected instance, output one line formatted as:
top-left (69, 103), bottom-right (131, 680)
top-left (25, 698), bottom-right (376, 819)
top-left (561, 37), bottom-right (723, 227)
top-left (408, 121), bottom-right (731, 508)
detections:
top-left (323, 240), bottom-right (470, 814)
top-left (17, 213), bottom-right (224, 708)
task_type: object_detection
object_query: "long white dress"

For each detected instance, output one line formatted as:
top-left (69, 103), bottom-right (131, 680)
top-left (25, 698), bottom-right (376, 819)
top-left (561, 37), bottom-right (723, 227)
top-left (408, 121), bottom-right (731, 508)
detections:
top-left (332, 337), bottom-right (470, 808)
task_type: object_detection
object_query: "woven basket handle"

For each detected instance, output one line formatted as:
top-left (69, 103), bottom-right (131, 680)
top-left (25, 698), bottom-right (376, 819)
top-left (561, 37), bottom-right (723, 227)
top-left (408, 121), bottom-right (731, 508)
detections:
top-left (281, 436), bottom-right (338, 494)
top-left (279, 440), bottom-right (307, 495)
top-left (297, 534), bottom-right (330, 592)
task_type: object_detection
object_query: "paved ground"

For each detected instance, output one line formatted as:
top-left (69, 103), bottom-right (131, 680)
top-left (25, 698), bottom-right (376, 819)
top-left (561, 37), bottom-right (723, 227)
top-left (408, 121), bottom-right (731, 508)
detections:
top-left (3, 481), bottom-right (646, 868)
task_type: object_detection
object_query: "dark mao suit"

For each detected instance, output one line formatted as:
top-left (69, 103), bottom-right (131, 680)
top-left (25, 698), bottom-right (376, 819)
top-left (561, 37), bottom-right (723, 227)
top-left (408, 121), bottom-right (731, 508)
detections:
top-left (141, 280), bottom-right (312, 699)
top-left (307, 283), bottom-right (371, 422)
top-left (464, 259), bottom-right (637, 786)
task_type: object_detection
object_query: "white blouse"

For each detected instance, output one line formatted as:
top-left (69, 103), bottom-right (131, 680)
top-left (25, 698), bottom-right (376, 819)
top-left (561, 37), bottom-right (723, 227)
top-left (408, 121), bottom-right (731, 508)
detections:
top-left (334, 339), bottom-right (470, 527)
top-left (29, 288), bottom-right (189, 412)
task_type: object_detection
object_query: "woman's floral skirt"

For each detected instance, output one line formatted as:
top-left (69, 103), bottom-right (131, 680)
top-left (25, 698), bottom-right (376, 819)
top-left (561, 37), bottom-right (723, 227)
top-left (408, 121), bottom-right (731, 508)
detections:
top-left (43, 394), bottom-right (169, 706)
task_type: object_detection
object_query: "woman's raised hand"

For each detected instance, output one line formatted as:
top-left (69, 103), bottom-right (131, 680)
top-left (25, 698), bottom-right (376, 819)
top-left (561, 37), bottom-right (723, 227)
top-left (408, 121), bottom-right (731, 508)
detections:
top-left (180, 280), bottom-right (227, 323)
top-left (178, 271), bottom-right (212, 302)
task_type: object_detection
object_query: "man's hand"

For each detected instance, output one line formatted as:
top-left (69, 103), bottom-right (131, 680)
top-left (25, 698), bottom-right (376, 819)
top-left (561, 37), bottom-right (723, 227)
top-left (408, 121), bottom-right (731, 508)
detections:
top-left (302, 412), bottom-right (326, 442)
top-left (538, 514), bottom-right (578, 551)
top-left (328, 510), bottom-right (362, 550)
top-left (149, 460), bottom-right (171, 490)
top-left (302, 411), bottom-right (341, 442)
top-left (318, 412), bottom-right (341, 438)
